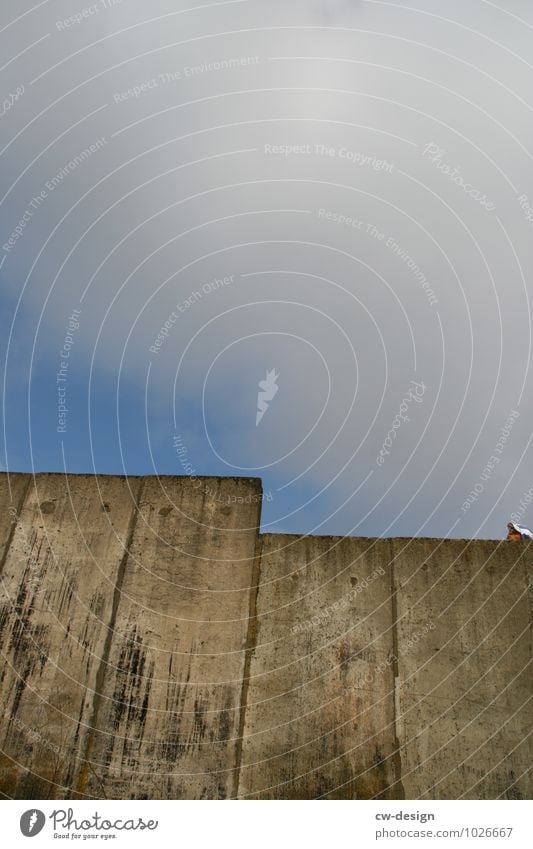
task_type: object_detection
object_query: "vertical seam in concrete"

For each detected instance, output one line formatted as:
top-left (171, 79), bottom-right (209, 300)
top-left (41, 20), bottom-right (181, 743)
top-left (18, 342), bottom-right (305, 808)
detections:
top-left (389, 538), bottom-right (405, 800)
top-left (525, 551), bottom-right (532, 662)
top-left (0, 475), bottom-right (33, 579)
top-left (74, 477), bottom-right (145, 798)
top-left (232, 525), bottom-right (263, 799)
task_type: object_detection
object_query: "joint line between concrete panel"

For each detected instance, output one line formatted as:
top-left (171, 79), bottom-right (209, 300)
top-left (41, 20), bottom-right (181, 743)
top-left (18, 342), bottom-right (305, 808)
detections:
top-left (233, 529), bottom-right (263, 799)
top-left (389, 539), bottom-right (405, 800)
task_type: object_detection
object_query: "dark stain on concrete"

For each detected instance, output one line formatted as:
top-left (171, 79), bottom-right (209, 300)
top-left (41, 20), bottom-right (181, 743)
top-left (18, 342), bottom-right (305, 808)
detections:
top-left (218, 706), bottom-right (232, 742)
top-left (338, 641), bottom-right (352, 675)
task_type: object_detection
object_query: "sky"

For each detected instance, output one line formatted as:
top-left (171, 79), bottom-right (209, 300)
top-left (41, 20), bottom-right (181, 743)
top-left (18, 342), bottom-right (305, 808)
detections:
top-left (1, 0), bottom-right (533, 539)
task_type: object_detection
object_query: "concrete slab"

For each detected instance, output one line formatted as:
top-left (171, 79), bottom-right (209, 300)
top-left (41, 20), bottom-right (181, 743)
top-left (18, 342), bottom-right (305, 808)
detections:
top-left (80, 476), bottom-right (262, 800)
top-left (0, 473), bottom-right (140, 798)
top-left (237, 534), bottom-right (400, 799)
top-left (391, 537), bottom-right (532, 800)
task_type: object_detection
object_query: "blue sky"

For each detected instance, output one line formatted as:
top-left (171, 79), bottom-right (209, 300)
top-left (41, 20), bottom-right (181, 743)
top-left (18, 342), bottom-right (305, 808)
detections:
top-left (2, 0), bottom-right (533, 539)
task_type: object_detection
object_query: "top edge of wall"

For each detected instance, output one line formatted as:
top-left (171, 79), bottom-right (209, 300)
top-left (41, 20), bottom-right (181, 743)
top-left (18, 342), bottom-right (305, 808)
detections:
top-left (259, 532), bottom-right (513, 543)
top-left (0, 471), bottom-right (263, 486)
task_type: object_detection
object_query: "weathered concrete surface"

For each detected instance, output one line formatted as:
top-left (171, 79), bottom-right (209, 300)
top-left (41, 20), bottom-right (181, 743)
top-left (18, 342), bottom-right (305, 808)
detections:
top-left (78, 476), bottom-right (262, 800)
top-left (0, 473), bottom-right (142, 799)
top-left (391, 538), bottom-right (531, 800)
top-left (0, 474), bottom-right (30, 570)
top-left (237, 534), bottom-right (400, 799)
top-left (0, 473), bottom-right (530, 800)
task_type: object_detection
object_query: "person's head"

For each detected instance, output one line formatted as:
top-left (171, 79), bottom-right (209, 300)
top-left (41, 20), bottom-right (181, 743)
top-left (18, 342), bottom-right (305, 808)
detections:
top-left (507, 522), bottom-right (522, 541)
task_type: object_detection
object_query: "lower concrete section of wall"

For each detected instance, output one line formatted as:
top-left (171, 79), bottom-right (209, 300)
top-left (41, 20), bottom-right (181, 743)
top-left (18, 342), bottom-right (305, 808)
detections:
top-left (0, 474), bottom-right (530, 799)
top-left (238, 534), bottom-right (401, 799)
top-left (0, 474), bottom-right (141, 798)
top-left (392, 538), bottom-right (531, 800)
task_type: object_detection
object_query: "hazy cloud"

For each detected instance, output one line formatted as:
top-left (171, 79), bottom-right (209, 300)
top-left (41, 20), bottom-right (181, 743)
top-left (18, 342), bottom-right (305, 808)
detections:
top-left (2, 0), bottom-right (533, 539)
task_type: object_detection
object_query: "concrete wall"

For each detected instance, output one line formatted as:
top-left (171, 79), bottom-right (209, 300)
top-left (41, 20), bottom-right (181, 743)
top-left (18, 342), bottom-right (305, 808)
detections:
top-left (0, 473), bottom-right (530, 799)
